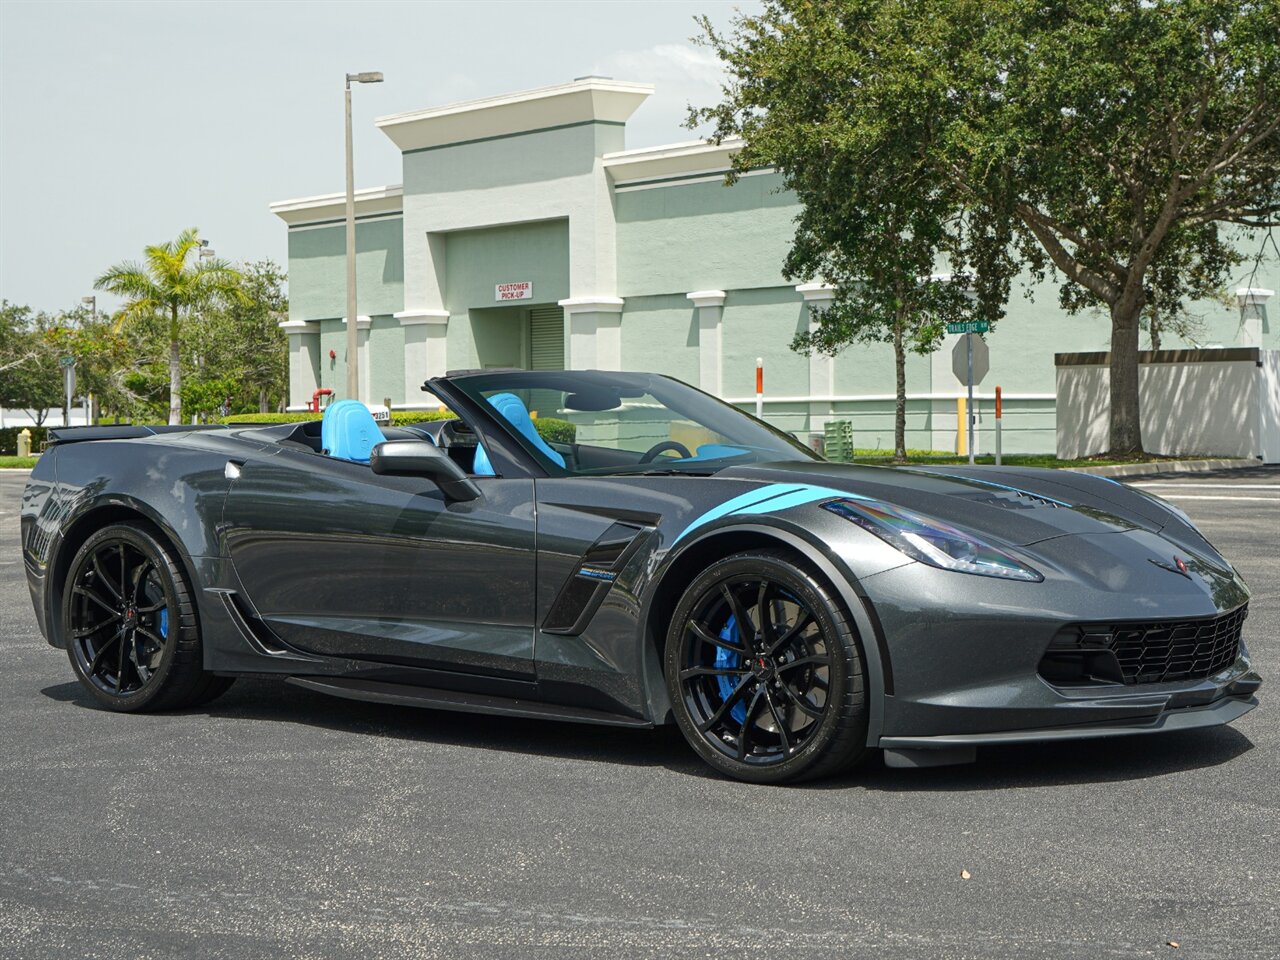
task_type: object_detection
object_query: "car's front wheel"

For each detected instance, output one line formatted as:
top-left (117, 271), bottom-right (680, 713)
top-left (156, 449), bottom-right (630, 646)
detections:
top-left (63, 523), bottom-right (233, 712)
top-left (665, 550), bottom-right (868, 784)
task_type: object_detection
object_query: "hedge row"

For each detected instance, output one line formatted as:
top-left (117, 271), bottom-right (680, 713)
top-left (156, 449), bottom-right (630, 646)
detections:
top-left (219, 410), bottom-right (578, 444)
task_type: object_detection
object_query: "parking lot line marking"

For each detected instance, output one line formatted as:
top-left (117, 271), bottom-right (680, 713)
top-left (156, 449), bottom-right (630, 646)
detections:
top-left (1150, 494), bottom-right (1279, 502)
top-left (1132, 483), bottom-right (1280, 489)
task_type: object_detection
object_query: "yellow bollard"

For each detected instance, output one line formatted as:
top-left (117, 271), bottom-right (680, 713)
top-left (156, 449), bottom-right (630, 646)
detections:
top-left (956, 398), bottom-right (967, 456)
top-left (17, 428), bottom-right (32, 458)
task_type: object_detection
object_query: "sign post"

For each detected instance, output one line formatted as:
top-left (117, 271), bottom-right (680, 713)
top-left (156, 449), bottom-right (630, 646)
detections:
top-left (995, 385), bottom-right (1003, 466)
top-left (59, 356), bottom-right (76, 428)
top-left (755, 357), bottom-right (764, 419)
top-left (949, 328), bottom-right (990, 465)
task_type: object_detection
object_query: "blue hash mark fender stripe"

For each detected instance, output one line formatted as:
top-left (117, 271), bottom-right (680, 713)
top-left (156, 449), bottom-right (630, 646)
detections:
top-left (671, 483), bottom-right (865, 545)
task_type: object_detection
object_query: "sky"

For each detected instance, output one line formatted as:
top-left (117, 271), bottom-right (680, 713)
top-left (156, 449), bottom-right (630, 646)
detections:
top-left (0, 0), bottom-right (759, 314)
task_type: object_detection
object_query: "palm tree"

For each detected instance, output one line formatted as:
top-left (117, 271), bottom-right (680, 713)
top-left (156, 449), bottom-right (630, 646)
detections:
top-left (95, 228), bottom-right (240, 425)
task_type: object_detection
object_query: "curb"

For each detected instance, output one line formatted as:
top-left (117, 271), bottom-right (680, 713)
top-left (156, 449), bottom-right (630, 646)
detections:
top-left (1067, 458), bottom-right (1260, 478)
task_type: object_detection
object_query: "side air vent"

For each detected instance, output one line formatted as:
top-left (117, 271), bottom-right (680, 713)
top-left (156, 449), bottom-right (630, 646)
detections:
top-left (542, 522), bottom-right (650, 635)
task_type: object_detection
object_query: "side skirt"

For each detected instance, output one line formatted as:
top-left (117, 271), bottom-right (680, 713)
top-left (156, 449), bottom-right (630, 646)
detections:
top-left (286, 676), bottom-right (655, 729)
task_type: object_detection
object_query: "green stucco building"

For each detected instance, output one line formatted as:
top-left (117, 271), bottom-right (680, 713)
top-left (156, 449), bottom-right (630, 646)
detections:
top-left (271, 77), bottom-right (1276, 454)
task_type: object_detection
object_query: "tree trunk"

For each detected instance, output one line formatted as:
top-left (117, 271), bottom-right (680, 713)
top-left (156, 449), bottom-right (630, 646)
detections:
top-left (1149, 309), bottom-right (1162, 353)
top-left (893, 318), bottom-right (907, 462)
top-left (1107, 299), bottom-right (1144, 456)
top-left (258, 387), bottom-right (268, 413)
top-left (169, 306), bottom-right (182, 425)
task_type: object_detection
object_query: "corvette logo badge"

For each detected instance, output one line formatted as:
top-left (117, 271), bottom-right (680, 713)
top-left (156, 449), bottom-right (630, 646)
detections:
top-left (1149, 556), bottom-right (1192, 580)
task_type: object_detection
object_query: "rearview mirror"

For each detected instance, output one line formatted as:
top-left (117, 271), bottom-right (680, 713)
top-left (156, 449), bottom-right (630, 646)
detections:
top-left (370, 440), bottom-right (481, 502)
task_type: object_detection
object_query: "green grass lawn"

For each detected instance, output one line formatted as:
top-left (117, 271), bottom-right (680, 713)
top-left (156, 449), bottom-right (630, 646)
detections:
top-left (0, 456), bottom-right (38, 469)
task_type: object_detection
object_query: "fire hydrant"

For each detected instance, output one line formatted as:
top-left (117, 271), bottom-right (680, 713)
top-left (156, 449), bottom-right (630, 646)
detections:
top-left (16, 428), bottom-right (32, 458)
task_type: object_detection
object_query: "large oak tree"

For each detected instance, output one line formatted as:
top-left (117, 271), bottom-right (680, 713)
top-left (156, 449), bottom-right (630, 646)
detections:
top-left (696, 0), bottom-right (1280, 455)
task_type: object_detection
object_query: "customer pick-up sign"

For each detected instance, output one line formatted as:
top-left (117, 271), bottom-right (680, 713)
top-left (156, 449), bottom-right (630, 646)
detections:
top-left (496, 281), bottom-right (533, 302)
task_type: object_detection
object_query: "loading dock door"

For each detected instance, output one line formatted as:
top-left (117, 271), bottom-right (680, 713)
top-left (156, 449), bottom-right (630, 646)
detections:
top-left (529, 306), bottom-right (565, 371)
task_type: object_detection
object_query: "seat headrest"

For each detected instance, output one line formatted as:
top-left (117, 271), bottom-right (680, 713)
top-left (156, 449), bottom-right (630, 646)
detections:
top-left (321, 400), bottom-right (381, 463)
top-left (486, 392), bottom-right (566, 468)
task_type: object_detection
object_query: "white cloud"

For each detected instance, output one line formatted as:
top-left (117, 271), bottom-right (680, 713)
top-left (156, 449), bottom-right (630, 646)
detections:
top-left (593, 43), bottom-right (728, 148)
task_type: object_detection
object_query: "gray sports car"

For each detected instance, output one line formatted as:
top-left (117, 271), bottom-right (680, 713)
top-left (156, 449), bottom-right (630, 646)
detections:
top-left (19, 369), bottom-right (1261, 783)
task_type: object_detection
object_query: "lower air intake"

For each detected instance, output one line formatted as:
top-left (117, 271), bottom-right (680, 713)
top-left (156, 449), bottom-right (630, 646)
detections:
top-left (1040, 605), bottom-right (1246, 686)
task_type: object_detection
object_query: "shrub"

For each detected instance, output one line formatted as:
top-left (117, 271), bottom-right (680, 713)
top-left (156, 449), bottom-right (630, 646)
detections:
top-left (532, 417), bottom-right (576, 445)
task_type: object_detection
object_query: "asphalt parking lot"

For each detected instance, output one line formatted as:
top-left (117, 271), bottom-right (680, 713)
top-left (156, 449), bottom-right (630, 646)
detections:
top-left (1, 466), bottom-right (1277, 960)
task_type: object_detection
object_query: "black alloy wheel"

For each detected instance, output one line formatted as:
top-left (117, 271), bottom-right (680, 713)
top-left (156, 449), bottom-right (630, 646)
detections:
top-left (665, 550), bottom-right (868, 784)
top-left (63, 524), bottom-right (233, 712)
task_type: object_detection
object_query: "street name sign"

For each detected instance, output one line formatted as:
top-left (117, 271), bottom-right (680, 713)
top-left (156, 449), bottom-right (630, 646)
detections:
top-left (946, 320), bottom-right (990, 335)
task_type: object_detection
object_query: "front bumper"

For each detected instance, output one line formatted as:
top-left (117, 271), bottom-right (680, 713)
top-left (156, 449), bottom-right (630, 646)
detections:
top-left (861, 553), bottom-right (1261, 754)
top-left (881, 676), bottom-right (1259, 756)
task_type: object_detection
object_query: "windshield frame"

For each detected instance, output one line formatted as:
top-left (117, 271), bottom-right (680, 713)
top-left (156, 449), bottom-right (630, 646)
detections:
top-left (437, 370), bottom-right (819, 478)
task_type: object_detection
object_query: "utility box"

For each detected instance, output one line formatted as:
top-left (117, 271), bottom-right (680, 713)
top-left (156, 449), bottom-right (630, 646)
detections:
top-left (824, 420), bottom-right (854, 462)
top-left (1055, 348), bottom-right (1280, 463)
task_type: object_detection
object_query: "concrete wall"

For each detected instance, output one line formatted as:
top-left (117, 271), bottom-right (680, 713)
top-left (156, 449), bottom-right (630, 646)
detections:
top-left (1056, 349), bottom-right (1279, 462)
top-left (287, 217), bottom-right (404, 322)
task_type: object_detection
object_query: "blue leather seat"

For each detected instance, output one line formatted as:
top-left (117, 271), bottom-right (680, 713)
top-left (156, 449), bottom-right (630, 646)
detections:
top-left (321, 400), bottom-right (381, 463)
top-left (471, 392), bottom-right (565, 476)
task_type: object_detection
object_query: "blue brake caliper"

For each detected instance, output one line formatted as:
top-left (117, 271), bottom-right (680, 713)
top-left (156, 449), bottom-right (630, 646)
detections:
top-left (714, 615), bottom-right (748, 724)
top-left (158, 608), bottom-right (169, 639)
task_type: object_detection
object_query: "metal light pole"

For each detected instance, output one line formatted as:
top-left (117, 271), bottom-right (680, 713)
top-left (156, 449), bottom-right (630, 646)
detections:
top-left (80, 295), bottom-right (96, 322)
top-left (344, 71), bottom-right (383, 402)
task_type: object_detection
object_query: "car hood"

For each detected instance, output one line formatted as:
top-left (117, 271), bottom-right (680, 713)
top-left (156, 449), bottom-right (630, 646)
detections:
top-left (716, 461), bottom-right (1176, 548)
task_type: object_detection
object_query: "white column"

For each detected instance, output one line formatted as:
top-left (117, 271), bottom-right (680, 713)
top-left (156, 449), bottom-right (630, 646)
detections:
top-left (1236, 288), bottom-right (1274, 348)
top-left (396, 309), bottom-right (450, 403)
top-left (687, 290), bottom-right (726, 396)
top-left (559, 297), bottom-right (624, 370)
top-left (342, 316), bottom-right (372, 403)
top-left (796, 283), bottom-right (836, 433)
top-left (279, 320), bottom-right (320, 411)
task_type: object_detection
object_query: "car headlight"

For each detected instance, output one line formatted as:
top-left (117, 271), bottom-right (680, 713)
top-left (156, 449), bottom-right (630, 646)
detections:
top-left (823, 497), bottom-right (1044, 582)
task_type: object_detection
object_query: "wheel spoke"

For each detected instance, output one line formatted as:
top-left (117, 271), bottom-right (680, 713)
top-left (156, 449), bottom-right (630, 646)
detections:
top-left (777, 653), bottom-right (830, 673)
top-left (680, 665), bottom-right (750, 680)
top-left (763, 688), bottom-right (792, 752)
top-left (74, 585), bottom-right (121, 620)
top-left (88, 627), bottom-right (126, 675)
top-left (778, 680), bottom-right (824, 718)
top-left (91, 554), bottom-right (123, 602)
top-left (72, 619), bottom-right (119, 639)
top-left (767, 610), bottom-right (813, 656)
top-left (131, 560), bottom-right (154, 604)
top-left (135, 625), bottom-right (166, 647)
top-left (697, 675), bottom-right (754, 733)
top-left (114, 627), bottom-right (128, 691)
top-left (688, 619), bottom-right (746, 655)
top-left (720, 583), bottom-right (755, 639)
top-left (754, 581), bottom-right (773, 642)
top-left (736, 688), bottom-right (765, 760)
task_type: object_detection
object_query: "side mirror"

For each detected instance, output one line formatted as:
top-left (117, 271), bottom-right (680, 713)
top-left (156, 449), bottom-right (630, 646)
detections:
top-left (370, 440), bottom-right (481, 502)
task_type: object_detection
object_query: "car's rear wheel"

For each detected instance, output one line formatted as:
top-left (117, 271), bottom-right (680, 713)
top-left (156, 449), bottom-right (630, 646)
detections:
top-left (63, 523), bottom-right (233, 712)
top-left (665, 550), bottom-right (868, 784)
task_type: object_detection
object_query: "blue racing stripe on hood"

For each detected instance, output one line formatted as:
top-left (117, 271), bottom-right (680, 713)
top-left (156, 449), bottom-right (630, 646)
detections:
top-left (672, 483), bottom-right (865, 545)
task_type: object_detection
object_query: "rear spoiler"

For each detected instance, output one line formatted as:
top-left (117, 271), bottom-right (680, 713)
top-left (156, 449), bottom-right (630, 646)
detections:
top-left (46, 424), bottom-right (229, 446)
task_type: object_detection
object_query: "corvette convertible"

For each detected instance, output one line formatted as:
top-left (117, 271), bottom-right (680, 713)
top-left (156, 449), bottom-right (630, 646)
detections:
top-left (20, 369), bottom-right (1261, 783)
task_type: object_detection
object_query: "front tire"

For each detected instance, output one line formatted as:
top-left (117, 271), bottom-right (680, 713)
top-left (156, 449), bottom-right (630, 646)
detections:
top-left (63, 523), bottom-right (233, 712)
top-left (664, 550), bottom-right (868, 784)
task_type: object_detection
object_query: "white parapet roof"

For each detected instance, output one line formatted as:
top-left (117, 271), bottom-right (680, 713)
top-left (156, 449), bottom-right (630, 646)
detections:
top-left (602, 137), bottom-right (746, 185)
top-left (268, 184), bottom-right (404, 226)
top-left (375, 77), bottom-right (654, 153)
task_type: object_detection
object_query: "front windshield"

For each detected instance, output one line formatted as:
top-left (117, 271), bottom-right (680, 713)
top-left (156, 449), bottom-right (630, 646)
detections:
top-left (449, 370), bottom-right (818, 476)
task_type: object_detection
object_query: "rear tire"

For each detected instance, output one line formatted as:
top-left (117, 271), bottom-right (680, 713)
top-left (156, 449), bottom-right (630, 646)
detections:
top-left (63, 523), bottom-right (234, 712)
top-left (664, 550), bottom-right (868, 784)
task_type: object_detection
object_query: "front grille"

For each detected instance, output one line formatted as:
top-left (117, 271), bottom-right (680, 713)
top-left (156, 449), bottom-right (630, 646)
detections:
top-left (1040, 605), bottom-right (1246, 686)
